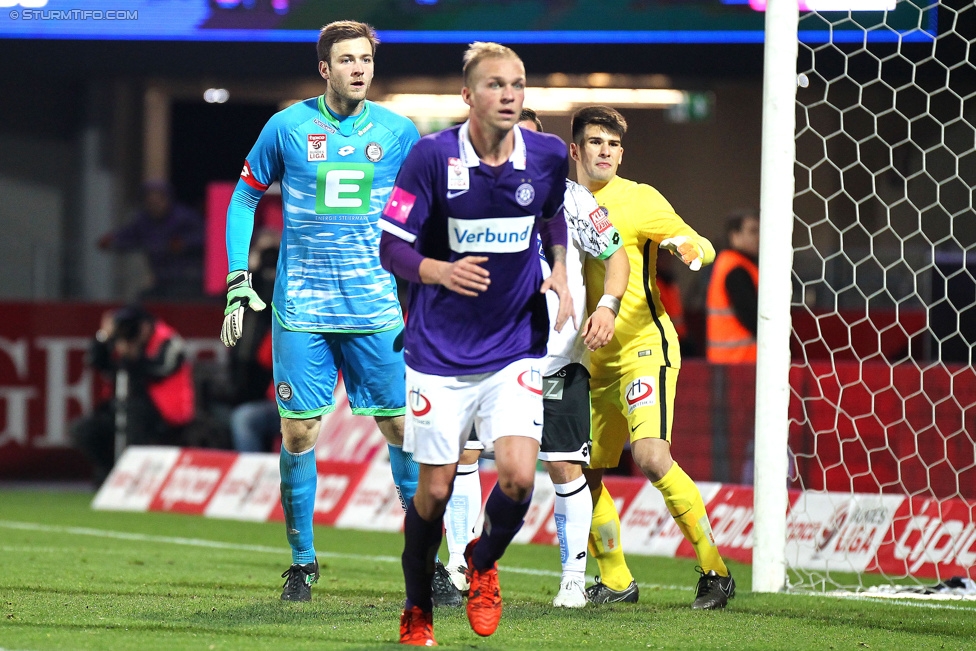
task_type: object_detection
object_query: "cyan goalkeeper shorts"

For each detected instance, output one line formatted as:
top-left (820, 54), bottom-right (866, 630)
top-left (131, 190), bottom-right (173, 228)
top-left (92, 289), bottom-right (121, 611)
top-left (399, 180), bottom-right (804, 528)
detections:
top-left (271, 316), bottom-right (406, 420)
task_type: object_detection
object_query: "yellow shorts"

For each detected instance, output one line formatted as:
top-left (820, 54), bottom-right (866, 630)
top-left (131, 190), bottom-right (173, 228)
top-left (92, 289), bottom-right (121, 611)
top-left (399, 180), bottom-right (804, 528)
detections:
top-left (589, 363), bottom-right (679, 469)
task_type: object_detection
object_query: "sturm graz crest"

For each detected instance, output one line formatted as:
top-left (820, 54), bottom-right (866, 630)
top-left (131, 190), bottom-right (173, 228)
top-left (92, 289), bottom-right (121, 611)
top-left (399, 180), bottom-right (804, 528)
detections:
top-left (276, 382), bottom-right (293, 401)
top-left (365, 142), bottom-right (383, 162)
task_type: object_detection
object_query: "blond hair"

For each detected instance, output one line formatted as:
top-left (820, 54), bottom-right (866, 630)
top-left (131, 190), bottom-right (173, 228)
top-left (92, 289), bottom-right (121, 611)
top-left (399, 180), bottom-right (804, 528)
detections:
top-left (462, 41), bottom-right (522, 86)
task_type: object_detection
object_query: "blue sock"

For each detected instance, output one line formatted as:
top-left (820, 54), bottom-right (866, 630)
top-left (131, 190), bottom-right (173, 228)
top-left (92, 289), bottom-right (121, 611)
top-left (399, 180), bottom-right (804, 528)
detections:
top-left (279, 446), bottom-right (317, 565)
top-left (473, 483), bottom-right (531, 571)
top-left (402, 498), bottom-right (442, 612)
top-left (388, 443), bottom-right (419, 511)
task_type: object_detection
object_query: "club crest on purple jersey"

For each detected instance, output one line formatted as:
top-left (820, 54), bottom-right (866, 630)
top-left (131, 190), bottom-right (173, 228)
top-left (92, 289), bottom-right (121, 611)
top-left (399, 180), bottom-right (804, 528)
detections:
top-left (516, 183), bottom-right (535, 206)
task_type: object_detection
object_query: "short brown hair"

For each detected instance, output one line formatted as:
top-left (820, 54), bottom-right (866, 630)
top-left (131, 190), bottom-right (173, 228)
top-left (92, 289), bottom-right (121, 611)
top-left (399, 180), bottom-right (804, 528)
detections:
top-left (519, 108), bottom-right (543, 132)
top-left (571, 106), bottom-right (628, 144)
top-left (725, 208), bottom-right (759, 239)
top-left (462, 41), bottom-right (522, 86)
top-left (317, 20), bottom-right (379, 64)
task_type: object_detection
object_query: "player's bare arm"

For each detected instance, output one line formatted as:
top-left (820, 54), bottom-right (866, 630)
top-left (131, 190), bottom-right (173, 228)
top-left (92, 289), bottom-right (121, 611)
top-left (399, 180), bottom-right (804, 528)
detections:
top-left (420, 255), bottom-right (491, 297)
top-left (581, 246), bottom-right (629, 350)
top-left (540, 245), bottom-right (575, 332)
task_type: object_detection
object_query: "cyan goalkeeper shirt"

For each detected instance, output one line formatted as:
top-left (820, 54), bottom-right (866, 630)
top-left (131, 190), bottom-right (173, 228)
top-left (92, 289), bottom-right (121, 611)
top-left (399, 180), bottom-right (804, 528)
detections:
top-left (226, 97), bottom-right (420, 333)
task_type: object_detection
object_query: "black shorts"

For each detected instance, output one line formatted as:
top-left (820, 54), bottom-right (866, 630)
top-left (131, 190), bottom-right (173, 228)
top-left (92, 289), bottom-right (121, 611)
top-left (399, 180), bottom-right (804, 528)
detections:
top-left (463, 363), bottom-right (591, 464)
top-left (539, 362), bottom-right (591, 463)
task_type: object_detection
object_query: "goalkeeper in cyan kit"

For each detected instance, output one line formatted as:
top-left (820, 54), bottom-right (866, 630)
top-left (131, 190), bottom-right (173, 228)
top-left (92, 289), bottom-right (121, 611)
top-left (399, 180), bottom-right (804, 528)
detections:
top-left (220, 20), bottom-right (422, 602)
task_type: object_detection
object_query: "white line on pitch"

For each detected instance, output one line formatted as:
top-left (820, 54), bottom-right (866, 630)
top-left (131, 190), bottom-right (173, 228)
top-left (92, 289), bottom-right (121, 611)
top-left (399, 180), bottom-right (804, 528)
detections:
top-left (0, 520), bottom-right (569, 579)
top-left (826, 593), bottom-right (976, 611)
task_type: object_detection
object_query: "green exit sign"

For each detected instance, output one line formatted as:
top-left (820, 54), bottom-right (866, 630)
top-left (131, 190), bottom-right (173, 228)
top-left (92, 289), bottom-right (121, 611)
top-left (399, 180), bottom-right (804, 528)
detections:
top-left (666, 92), bottom-right (715, 123)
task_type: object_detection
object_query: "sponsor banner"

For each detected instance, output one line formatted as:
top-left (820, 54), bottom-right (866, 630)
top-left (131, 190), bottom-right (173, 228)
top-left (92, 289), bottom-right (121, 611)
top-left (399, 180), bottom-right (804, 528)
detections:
top-left (91, 446), bottom-right (181, 512)
top-left (307, 460), bottom-right (372, 526)
top-left (875, 496), bottom-right (976, 578)
top-left (694, 484), bottom-right (759, 565)
top-left (333, 454), bottom-right (407, 531)
top-left (514, 471), bottom-right (556, 545)
top-left (786, 491), bottom-right (904, 574)
top-left (149, 449), bottom-right (238, 515)
top-left (205, 453), bottom-right (282, 522)
top-left (314, 380), bottom-right (388, 464)
top-left (93, 447), bottom-right (976, 580)
top-left (621, 481), bottom-right (722, 558)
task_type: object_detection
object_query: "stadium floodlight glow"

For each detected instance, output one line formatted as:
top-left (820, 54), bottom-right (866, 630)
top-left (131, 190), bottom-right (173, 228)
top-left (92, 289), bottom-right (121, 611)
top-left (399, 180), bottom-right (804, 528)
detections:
top-left (375, 87), bottom-right (686, 119)
top-left (749, 0), bottom-right (897, 10)
top-left (203, 88), bottom-right (229, 104)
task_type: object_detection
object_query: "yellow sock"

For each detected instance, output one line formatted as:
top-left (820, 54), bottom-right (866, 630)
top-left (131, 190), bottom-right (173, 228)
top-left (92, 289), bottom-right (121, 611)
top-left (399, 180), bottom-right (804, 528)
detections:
top-left (587, 483), bottom-right (634, 591)
top-left (652, 462), bottom-right (729, 576)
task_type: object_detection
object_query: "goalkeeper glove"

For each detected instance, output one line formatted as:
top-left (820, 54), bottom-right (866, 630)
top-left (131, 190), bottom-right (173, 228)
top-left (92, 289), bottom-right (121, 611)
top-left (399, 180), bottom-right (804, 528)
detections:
top-left (659, 236), bottom-right (704, 271)
top-left (220, 270), bottom-right (266, 347)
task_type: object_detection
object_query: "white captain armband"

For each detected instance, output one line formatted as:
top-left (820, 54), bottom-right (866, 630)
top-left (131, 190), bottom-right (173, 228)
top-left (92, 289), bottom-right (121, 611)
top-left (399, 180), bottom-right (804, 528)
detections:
top-left (596, 294), bottom-right (621, 316)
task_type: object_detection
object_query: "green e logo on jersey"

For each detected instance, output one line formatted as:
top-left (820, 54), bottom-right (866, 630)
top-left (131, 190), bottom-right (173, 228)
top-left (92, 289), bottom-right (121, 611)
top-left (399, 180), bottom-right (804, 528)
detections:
top-left (315, 163), bottom-right (375, 215)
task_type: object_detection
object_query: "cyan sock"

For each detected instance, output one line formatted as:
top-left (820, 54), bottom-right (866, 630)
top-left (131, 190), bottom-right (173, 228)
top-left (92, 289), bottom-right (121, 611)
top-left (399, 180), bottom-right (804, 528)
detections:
top-left (388, 443), bottom-right (419, 511)
top-left (279, 446), bottom-right (317, 565)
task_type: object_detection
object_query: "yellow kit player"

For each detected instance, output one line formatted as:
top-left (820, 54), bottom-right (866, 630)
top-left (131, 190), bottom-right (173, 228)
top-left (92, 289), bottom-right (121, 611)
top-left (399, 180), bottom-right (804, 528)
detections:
top-left (571, 105), bottom-right (735, 610)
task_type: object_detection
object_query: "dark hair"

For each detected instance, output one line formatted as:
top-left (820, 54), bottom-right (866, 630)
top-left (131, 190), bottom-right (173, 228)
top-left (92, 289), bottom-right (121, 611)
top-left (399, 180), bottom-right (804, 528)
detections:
top-left (317, 20), bottom-right (379, 64)
top-left (571, 105), bottom-right (627, 144)
top-left (113, 305), bottom-right (152, 342)
top-left (519, 108), bottom-right (543, 132)
top-left (725, 208), bottom-right (760, 240)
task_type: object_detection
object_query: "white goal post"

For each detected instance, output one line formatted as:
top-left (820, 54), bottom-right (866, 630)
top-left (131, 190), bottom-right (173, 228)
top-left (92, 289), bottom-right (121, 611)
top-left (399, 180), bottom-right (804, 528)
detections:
top-left (753, 0), bottom-right (799, 594)
top-left (754, 0), bottom-right (976, 593)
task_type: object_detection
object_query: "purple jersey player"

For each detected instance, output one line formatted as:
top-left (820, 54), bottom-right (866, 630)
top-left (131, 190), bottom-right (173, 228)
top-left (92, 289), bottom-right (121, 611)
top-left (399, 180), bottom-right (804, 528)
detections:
top-left (378, 42), bottom-right (573, 645)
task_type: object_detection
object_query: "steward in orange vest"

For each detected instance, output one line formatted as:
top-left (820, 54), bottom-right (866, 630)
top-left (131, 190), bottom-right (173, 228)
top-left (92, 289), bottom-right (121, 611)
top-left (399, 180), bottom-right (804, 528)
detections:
top-left (706, 211), bottom-right (760, 363)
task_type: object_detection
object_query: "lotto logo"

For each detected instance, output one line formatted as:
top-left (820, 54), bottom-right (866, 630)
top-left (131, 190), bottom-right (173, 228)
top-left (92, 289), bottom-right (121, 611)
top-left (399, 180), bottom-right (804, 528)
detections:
top-left (625, 377), bottom-right (656, 413)
top-left (239, 160), bottom-right (268, 191)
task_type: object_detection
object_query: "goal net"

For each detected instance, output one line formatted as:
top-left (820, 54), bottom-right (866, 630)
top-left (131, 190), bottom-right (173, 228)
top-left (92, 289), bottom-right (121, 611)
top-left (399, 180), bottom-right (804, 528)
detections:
top-left (781, 0), bottom-right (976, 592)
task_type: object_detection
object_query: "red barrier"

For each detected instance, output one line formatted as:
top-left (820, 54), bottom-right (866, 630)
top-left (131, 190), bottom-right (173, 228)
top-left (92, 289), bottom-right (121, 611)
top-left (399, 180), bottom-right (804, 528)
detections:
top-left (0, 302), bottom-right (224, 479)
top-left (2, 302), bottom-right (970, 505)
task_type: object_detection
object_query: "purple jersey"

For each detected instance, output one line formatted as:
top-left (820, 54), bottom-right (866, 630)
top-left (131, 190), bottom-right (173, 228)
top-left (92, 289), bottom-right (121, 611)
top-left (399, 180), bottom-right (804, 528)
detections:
top-left (378, 122), bottom-right (569, 376)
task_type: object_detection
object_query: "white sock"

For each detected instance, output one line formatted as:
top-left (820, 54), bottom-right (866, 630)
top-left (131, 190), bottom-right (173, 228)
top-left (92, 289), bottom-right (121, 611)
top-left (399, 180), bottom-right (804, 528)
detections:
top-left (445, 462), bottom-right (481, 569)
top-left (553, 474), bottom-right (589, 581)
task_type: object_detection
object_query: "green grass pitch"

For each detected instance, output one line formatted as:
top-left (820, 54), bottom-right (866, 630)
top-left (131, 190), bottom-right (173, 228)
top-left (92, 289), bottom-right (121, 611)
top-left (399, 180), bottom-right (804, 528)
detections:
top-left (1, 489), bottom-right (974, 650)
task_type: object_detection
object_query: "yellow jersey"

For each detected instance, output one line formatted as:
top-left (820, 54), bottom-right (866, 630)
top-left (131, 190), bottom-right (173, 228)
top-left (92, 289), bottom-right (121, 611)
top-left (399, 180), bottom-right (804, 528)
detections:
top-left (584, 175), bottom-right (715, 374)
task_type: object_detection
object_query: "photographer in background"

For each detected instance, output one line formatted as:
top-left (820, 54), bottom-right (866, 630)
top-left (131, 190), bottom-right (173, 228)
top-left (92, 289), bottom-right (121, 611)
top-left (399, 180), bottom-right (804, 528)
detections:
top-left (70, 306), bottom-right (195, 486)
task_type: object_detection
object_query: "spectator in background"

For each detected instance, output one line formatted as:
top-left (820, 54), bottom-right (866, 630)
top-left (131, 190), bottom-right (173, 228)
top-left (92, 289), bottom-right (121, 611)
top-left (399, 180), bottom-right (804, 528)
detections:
top-left (70, 306), bottom-right (195, 486)
top-left (228, 230), bottom-right (281, 453)
top-left (98, 180), bottom-right (204, 299)
top-left (229, 329), bottom-right (280, 452)
top-left (706, 209), bottom-right (760, 364)
top-left (228, 228), bottom-right (279, 405)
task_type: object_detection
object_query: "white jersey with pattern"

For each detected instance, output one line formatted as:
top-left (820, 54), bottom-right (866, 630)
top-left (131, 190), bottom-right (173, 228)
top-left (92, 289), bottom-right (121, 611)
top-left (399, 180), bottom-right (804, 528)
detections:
top-left (540, 179), bottom-right (622, 376)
